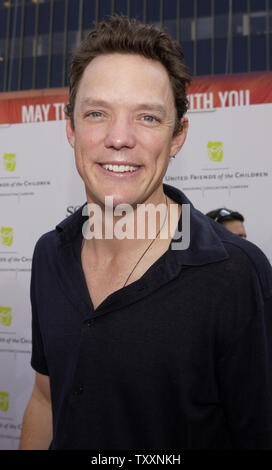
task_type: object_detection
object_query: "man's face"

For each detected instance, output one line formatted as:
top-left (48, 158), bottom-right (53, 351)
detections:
top-left (66, 53), bottom-right (187, 207)
top-left (222, 220), bottom-right (247, 239)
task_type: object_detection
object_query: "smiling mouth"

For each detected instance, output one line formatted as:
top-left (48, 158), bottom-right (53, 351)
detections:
top-left (100, 163), bottom-right (140, 173)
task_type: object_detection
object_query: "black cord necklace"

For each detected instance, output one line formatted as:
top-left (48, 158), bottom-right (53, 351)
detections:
top-left (123, 195), bottom-right (169, 287)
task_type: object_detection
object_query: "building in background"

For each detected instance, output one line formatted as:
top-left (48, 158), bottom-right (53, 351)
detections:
top-left (0, 0), bottom-right (272, 91)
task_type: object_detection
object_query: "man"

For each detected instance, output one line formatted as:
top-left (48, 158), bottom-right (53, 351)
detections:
top-left (20, 16), bottom-right (272, 450)
top-left (206, 208), bottom-right (247, 239)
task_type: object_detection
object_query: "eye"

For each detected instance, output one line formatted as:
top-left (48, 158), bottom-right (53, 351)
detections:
top-left (142, 115), bottom-right (158, 123)
top-left (86, 111), bottom-right (103, 118)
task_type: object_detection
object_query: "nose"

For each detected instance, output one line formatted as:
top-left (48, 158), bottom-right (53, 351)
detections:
top-left (104, 114), bottom-right (136, 150)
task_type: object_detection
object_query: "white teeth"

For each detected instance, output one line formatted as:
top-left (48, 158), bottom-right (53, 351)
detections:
top-left (101, 164), bottom-right (139, 173)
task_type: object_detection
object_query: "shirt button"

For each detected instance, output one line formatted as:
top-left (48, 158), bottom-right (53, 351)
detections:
top-left (73, 384), bottom-right (84, 396)
top-left (87, 319), bottom-right (95, 327)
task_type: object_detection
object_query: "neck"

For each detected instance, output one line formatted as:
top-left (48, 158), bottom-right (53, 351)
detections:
top-left (82, 193), bottom-right (178, 261)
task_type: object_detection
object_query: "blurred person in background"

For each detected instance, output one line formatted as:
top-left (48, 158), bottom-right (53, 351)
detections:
top-left (206, 208), bottom-right (247, 239)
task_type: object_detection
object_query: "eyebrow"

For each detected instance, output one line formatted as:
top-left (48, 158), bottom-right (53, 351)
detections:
top-left (80, 98), bottom-right (167, 116)
top-left (80, 98), bottom-right (109, 108)
top-left (134, 103), bottom-right (167, 116)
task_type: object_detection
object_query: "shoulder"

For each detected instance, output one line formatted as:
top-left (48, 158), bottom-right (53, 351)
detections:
top-left (33, 204), bottom-right (86, 262)
top-left (206, 215), bottom-right (272, 300)
top-left (165, 184), bottom-right (272, 300)
top-left (198, 215), bottom-right (272, 355)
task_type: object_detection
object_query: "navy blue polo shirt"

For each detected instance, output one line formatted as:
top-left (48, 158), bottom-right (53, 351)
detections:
top-left (30, 184), bottom-right (272, 449)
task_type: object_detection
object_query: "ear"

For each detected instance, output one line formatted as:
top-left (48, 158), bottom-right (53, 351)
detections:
top-left (169, 117), bottom-right (189, 158)
top-left (66, 118), bottom-right (75, 148)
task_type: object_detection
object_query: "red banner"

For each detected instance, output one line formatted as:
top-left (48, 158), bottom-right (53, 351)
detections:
top-left (0, 72), bottom-right (272, 125)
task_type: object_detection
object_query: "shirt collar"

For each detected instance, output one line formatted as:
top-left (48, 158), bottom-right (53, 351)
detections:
top-left (163, 184), bottom-right (229, 266)
top-left (56, 184), bottom-right (229, 266)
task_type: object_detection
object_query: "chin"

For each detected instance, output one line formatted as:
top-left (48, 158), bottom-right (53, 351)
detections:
top-left (110, 195), bottom-right (136, 209)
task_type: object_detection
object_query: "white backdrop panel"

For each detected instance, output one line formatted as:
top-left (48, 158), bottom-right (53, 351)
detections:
top-left (166, 103), bottom-right (272, 262)
top-left (0, 102), bottom-right (271, 448)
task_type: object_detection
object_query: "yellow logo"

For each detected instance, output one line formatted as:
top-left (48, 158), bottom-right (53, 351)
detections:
top-left (3, 153), bottom-right (16, 172)
top-left (0, 392), bottom-right (9, 413)
top-left (207, 142), bottom-right (223, 162)
top-left (0, 307), bottom-right (12, 327)
top-left (0, 227), bottom-right (13, 246)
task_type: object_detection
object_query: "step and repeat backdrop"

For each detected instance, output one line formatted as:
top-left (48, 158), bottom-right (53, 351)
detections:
top-left (0, 72), bottom-right (272, 449)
